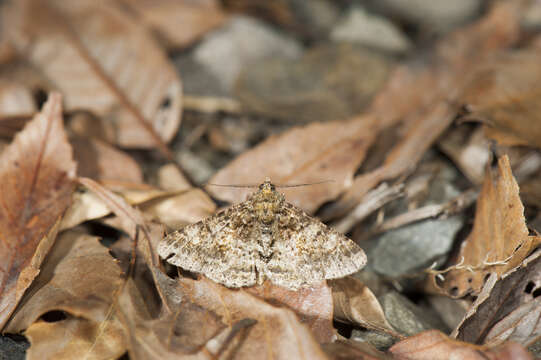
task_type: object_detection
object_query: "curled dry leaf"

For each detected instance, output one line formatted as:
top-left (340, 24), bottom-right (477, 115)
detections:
top-left (117, 278), bottom-right (231, 360)
top-left (6, 231), bottom-right (125, 359)
top-left (454, 250), bottom-right (541, 348)
top-left (330, 278), bottom-right (397, 337)
top-left (428, 156), bottom-right (541, 298)
top-left (208, 115), bottom-right (379, 213)
top-left (25, 318), bottom-right (125, 360)
top-left (61, 182), bottom-right (215, 232)
top-left (320, 0), bottom-right (522, 220)
top-left (121, 0), bottom-right (228, 50)
top-left (4, 0), bottom-right (182, 149)
top-left (459, 49), bottom-right (541, 149)
top-left (0, 93), bottom-right (76, 329)
top-left (389, 330), bottom-right (532, 360)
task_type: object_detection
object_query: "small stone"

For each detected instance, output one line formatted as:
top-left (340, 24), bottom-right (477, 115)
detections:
top-left (331, 7), bottom-right (411, 54)
top-left (381, 292), bottom-right (447, 336)
top-left (369, 215), bottom-right (463, 278)
top-left (351, 330), bottom-right (396, 350)
top-left (374, 0), bottom-right (482, 32)
top-left (193, 16), bottom-right (302, 92)
top-left (235, 43), bottom-right (393, 122)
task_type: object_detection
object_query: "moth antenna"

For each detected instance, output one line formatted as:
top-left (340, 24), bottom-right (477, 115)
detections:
top-left (205, 179), bottom-right (334, 189)
top-left (275, 180), bottom-right (335, 188)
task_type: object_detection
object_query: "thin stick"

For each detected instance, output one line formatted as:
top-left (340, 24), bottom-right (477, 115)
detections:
top-left (205, 180), bottom-right (334, 189)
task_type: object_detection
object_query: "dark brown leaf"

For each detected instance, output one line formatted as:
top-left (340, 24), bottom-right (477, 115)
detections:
top-left (0, 93), bottom-right (76, 329)
top-left (454, 250), bottom-right (541, 348)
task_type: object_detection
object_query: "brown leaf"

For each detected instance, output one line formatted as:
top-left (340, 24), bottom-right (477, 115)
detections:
top-left (174, 277), bottom-right (329, 359)
top-left (247, 281), bottom-right (335, 343)
top-left (25, 318), bottom-right (125, 360)
top-left (71, 135), bottom-right (143, 183)
top-left (0, 93), bottom-right (76, 329)
top-left (428, 155), bottom-right (541, 297)
top-left (454, 250), bottom-right (541, 348)
top-left (389, 330), bottom-right (532, 360)
top-left (438, 126), bottom-right (490, 185)
top-left (5, 231), bottom-right (124, 332)
top-left (0, 79), bottom-right (36, 119)
top-left (121, 0), bottom-right (228, 50)
top-left (320, 0), bottom-right (522, 220)
top-left (208, 115), bottom-right (379, 213)
top-left (322, 340), bottom-right (391, 360)
top-left (460, 48), bottom-right (541, 149)
top-left (330, 278), bottom-right (397, 337)
top-left (4, 0), bottom-right (182, 149)
top-left (117, 278), bottom-right (230, 360)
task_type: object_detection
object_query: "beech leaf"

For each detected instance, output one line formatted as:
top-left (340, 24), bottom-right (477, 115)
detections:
top-left (428, 156), bottom-right (541, 298)
top-left (4, 0), bottom-right (182, 149)
top-left (0, 93), bottom-right (76, 329)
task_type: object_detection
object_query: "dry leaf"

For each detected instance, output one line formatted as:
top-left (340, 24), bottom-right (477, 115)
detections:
top-left (247, 281), bottom-right (335, 343)
top-left (454, 250), bottom-right (541, 348)
top-left (116, 278), bottom-right (232, 360)
top-left (460, 48), bottom-right (541, 149)
top-left (320, 0), bottom-right (522, 220)
top-left (71, 135), bottom-right (143, 183)
top-left (25, 318), bottom-right (125, 360)
top-left (330, 278), bottom-right (397, 337)
top-left (0, 93), bottom-right (76, 329)
top-left (4, 0), bottom-right (182, 149)
top-left (173, 277), bottom-right (329, 360)
top-left (389, 330), bottom-right (532, 360)
top-left (429, 155), bottom-right (541, 297)
top-left (5, 231), bottom-right (123, 331)
top-left (322, 340), bottom-right (391, 360)
top-left (438, 126), bottom-right (490, 185)
top-left (208, 115), bottom-right (379, 213)
top-left (0, 79), bottom-right (36, 119)
top-left (121, 0), bottom-right (228, 50)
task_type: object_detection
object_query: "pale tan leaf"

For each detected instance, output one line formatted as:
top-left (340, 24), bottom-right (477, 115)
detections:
top-left (390, 330), bottom-right (532, 360)
top-left (5, 0), bottom-right (182, 148)
top-left (0, 93), bottom-right (76, 329)
top-left (26, 318), bottom-right (125, 360)
top-left (330, 277), bottom-right (397, 336)
top-left (121, 0), bottom-right (228, 50)
top-left (208, 115), bottom-right (378, 213)
top-left (429, 155), bottom-right (541, 297)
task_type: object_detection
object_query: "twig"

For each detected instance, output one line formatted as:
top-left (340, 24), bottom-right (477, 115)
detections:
top-left (370, 188), bottom-right (478, 235)
top-left (332, 183), bottom-right (405, 234)
top-left (184, 95), bottom-right (242, 114)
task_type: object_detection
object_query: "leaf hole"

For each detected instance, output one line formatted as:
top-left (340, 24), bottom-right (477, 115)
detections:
top-left (467, 277), bottom-right (473, 283)
top-left (450, 286), bottom-right (459, 297)
top-left (525, 281), bottom-right (535, 294)
top-left (32, 88), bottom-right (48, 109)
top-left (533, 287), bottom-right (541, 298)
top-left (40, 310), bottom-right (67, 322)
top-left (159, 96), bottom-right (171, 110)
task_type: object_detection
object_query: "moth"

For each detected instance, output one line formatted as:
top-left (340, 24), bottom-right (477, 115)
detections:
top-left (158, 179), bottom-right (366, 290)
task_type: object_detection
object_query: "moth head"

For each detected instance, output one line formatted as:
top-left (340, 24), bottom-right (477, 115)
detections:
top-left (258, 178), bottom-right (276, 194)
